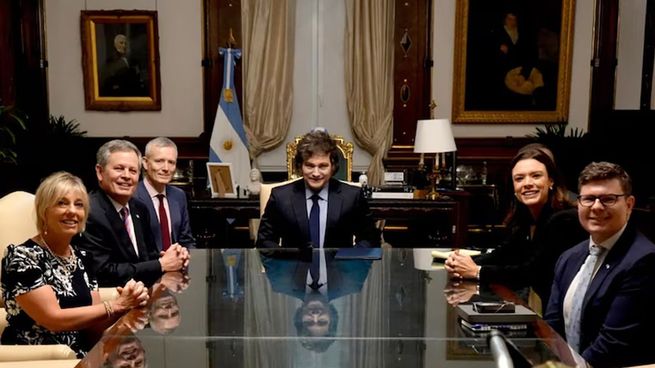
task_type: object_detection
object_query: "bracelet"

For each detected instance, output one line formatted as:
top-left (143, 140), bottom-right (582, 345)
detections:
top-left (476, 266), bottom-right (481, 281)
top-left (103, 301), bottom-right (114, 319)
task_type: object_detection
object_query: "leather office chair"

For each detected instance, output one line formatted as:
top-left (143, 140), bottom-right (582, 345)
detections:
top-left (0, 360), bottom-right (79, 368)
top-left (249, 179), bottom-right (300, 241)
top-left (0, 191), bottom-right (80, 361)
top-left (0, 191), bottom-right (38, 310)
top-left (0, 191), bottom-right (116, 362)
top-left (286, 134), bottom-right (354, 181)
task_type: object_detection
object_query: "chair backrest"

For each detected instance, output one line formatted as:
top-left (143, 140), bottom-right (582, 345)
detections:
top-left (0, 191), bottom-right (37, 307)
top-left (286, 135), bottom-right (354, 181)
top-left (259, 179), bottom-right (300, 218)
top-left (0, 191), bottom-right (37, 256)
top-left (248, 179), bottom-right (300, 242)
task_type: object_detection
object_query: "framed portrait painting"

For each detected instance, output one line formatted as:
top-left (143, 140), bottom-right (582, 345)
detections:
top-left (452, 0), bottom-right (575, 123)
top-left (80, 10), bottom-right (161, 111)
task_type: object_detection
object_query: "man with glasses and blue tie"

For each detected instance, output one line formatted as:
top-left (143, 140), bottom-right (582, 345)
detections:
top-left (545, 162), bottom-right (655, 367)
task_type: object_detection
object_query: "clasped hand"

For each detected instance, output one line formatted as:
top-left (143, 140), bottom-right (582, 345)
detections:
top-left (443, 280), bottom-right (478, 306)
top-left (444, 250), bottom-right (478, 279)
top-left (114, 279), bottom-right (149, 314)
top-left (159, 243), bottom-right (191, 272)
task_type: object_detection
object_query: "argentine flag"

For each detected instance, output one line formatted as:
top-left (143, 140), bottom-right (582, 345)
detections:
top-left (209, 47), bottom-right (251, 194)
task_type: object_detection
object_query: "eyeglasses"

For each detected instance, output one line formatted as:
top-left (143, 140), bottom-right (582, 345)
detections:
top-left (577, 194), bottom-right (626, 207)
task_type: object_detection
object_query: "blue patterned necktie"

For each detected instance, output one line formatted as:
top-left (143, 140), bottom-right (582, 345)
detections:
top-left (308, 194), bottom-right (321, 287)
top-left (566, 245), bottom-right (604, 352)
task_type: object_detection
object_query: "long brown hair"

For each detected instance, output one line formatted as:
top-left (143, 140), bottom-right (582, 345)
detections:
top-left (504, 143), bottom-right (573, 225)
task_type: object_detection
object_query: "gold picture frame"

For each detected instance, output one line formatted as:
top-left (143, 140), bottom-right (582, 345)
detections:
top-left (80, 10), bottom-right (161, 111)
top-left (206, 162), bottom-right (237, 198)
top-left (452, 1), bottom-right (575, 123)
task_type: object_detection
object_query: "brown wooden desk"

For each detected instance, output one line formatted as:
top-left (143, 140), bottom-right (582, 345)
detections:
top-left (189, 190), bottom-right (469, 248)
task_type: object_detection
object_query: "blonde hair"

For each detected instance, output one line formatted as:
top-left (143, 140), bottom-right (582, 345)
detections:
top-left (35, 171), bottom-right (90, 234)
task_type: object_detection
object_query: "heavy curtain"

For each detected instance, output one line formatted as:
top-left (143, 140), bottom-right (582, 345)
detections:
top-left (344, 0), bottom-right (395, 186)
top-left (241, 0), bottom-right (296, 167)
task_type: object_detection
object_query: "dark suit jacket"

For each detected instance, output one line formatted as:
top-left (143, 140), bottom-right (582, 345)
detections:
top-left (135, 181), bottom-right (196, 250)
top-left (476, 206), bottom-right (586, 304)
top-left (256, 179), bottom-right (380, 248)
top-left (260, 250), bottom-right (372, 301)
top-left (73, 190), bottom-right (162, 287)
top-left (544, 224), bottom-right (655, 367)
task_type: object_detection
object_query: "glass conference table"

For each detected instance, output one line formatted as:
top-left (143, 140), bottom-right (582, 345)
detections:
top-left (76, 248), bottom-right (577, 368)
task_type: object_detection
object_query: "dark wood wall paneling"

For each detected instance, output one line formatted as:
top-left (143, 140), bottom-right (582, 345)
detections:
top-left (392, 0), bottom-right (432, 146)
top-left (0, 0), bottom-right (16, 106)
top-left (0, 0), bottom-right (49, 195)
top-left (0, 0), bottom-right (48, 124)
top-left (588, 0), bottom-right (655, 207)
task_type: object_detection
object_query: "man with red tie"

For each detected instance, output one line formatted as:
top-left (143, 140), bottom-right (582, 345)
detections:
top-left (75, 139), bottom-right (189, 287)
top-left (135, 137), bottom-right (196, 251)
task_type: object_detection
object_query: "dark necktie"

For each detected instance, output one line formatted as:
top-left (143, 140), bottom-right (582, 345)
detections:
top-left (309, 194), bottom-right (321, 286)
top-left (156, 194), bottom-right (171, 251)
top-left (566, 245), bottom-right (605, 352)
top-left (120, 207), bottom-right (130, 232)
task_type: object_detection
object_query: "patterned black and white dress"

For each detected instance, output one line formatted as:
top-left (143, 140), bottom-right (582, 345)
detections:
top-left (0, 239), bottom-right (98, 358)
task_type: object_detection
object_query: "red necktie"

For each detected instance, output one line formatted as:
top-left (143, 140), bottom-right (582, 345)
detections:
top-left (156, 194), bottom-right (171, 251)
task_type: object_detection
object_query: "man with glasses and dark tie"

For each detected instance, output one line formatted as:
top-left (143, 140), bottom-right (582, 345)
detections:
top-left (75, 140), bottom-right (189, 287)
top-left (545, 162), bottom-right (655, 367)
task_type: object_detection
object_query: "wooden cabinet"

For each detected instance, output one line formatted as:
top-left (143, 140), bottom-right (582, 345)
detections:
top-left (189, 190), bottom-right (470, 248)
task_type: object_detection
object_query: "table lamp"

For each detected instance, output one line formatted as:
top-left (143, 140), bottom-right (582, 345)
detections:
top-left (413, 119), bottom-right (457, 200)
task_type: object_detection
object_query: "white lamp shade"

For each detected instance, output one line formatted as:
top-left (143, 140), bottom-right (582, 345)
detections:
top-left (413, 119), bottom-right (457, 153)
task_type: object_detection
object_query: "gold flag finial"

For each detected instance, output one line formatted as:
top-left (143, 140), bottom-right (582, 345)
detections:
top-left (429, 100), bottom-right (437, 119)
top-left (227, 28), bottom-right (237, 48)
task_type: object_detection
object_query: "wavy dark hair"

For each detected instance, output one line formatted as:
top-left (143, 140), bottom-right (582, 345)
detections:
top-left (293, 297), bottom-right (338, 353)
top-left (504, 143), bottom-right (573, 225)
top-left (294, 129), bottom-right (339, 175)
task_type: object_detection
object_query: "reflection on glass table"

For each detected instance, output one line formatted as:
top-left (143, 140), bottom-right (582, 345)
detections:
top-left (77, 248), bottom-right (578, 368)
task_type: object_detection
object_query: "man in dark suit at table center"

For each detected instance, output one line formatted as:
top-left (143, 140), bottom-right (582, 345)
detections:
top-left (256, 128), bottom-right (380, 248)
top-left (135, 137), bottom-right (196, 251)
top-left (75, 139), bottom-right (189, 287)
top-left (544, 162), bottom-right (655, 368)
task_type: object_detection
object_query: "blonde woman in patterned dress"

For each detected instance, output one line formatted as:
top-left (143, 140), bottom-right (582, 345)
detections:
top-left (1, 171), bottom-right (149, 357)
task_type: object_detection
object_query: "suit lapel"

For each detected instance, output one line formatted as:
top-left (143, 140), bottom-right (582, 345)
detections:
top-left (291, 181), bottom-right (310, 243)
top-left (130, 199), bottom-right (150, 260)
top-left (583, 227), bottom-right (635, 309)
top-left (138, 182), bottom-right (162, 249)
top-left (326, 181), bottom-right (343, 244)
top-left (166, 186), bottom-right (180, 243)
top-left (99, 192), bottom-right (138, 260)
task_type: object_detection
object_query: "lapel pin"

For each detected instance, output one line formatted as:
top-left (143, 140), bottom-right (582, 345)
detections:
top-left (605, 264), bottom-right (610, 269)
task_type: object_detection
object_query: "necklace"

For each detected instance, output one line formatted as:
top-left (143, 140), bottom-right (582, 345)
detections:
top-left (38, 235), bottom-right (77, 273)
